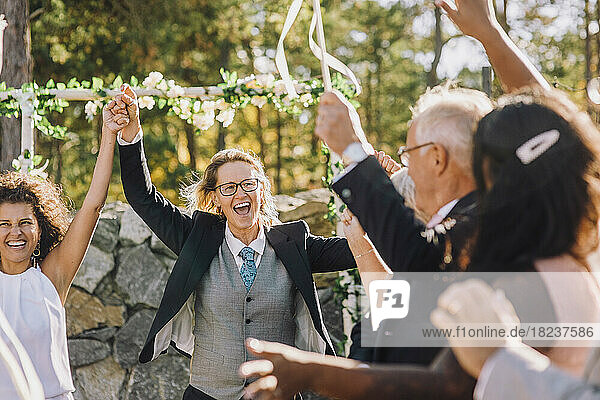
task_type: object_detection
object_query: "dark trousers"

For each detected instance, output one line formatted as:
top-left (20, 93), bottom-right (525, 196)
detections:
top-left (182, 385), bottom-right (218, 400)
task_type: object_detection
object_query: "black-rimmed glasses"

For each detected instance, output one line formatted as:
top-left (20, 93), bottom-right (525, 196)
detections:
top-left (397, 142), bottom-right (435, 167)
top-left (213, 178), bottom-right (259, 196)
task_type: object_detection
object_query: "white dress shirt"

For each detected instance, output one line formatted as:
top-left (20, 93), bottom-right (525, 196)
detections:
top-left (117, 128), bottom-right (143, 145)
top-left (333, 142), bottom-right (375, 183)
top-left (224, 222), bottom-right (266, 271)
top-left (426, 198), bottom-right (459, 228)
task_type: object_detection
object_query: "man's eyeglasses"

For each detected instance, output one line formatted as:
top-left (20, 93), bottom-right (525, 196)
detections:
top-left (397, 142), bottom-right (435, 167)
top-left (213, 178), bottom-right (259, 196)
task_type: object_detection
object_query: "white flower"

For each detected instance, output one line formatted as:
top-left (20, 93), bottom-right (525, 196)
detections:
top-left (299, 93), bottom-right (313, 105)
top-left (251, 96), bottom-right (267, 109)
top-left (295, 83), bottom-right (310, 93)
top-left (85, 101), bottom-right (99, 120)
top-left (273, 80), bottom-right (287, 97)
top-left (193, 101), bottom-right (202, 113)
top-left (201, 101), bottom-right (217, 114)
top-left (192, 113), bottom-right (215, 131)
top-left (215, 98), bottom-right (228, 111)
top-left (0, 15), bottom-right (7, 31)
top-left (156, 80), bottom-right (169, 91)
top-left (208, 86), bottom-right (224, 96)
top-left (179, 99), bottom-right (191, 113)
top-left (216, 108), bottom-right (235, 127)
top-left (142, 71), bottom-right (163, 88)
top-left (166, 84), bottom-right (185, 98)
top-left (282, 95), bottom-right (293, 107)
top-left (256, 73), bottom-right (275, 88)
top-left (138, 96), bottom-right (155, 110)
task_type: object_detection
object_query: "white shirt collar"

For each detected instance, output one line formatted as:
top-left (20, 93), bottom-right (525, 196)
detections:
top-left (225, 221), bottom-right (266, 258)
top-left (435, 198), bottom-right (459, 220)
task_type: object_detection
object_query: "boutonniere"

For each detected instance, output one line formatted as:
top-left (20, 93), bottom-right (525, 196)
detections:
top-left (420, 217), bottom-right (457, 244)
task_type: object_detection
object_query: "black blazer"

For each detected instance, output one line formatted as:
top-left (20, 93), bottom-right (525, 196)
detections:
top-left (333, 156), bottom-right (479, 364)
top-left (332, 156), bottom-right (478, 273)
top-left (118, 141), bottom-right (356, 363)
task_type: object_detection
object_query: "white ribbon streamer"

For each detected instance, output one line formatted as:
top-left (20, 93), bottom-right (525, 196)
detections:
top-left (275, 0), bottom-right (362, 98)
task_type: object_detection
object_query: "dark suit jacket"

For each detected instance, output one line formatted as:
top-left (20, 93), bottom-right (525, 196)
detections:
top-left (333, 156), bottom-right (477, 273)
top-left (119, 141), bottom-right (356, 363)
top-left (333, 156), bottom-right (478, 364)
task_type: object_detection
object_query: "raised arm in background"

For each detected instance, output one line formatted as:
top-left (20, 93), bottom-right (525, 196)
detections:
top-left (435, 0), bottom-right (550, 92)
top-left (41, 98), bottom-right (127, 304)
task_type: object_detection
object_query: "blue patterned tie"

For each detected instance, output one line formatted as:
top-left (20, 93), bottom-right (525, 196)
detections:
top-left (239, 247), bottom-right (257, 292)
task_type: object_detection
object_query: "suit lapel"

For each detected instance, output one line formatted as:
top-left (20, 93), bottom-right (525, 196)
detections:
top-left (266, 227), bottom-right (313, 294)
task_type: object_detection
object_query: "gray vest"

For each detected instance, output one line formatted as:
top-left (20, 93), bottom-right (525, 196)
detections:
top-left (190, 239), bottom-right (297, 399)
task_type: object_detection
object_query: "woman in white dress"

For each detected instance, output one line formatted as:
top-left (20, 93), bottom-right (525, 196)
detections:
top-left (0, 92), bottom-right (130, 399)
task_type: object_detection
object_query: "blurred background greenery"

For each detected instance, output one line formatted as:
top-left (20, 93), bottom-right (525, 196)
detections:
top-left (2, 0), bottom-right (592, 206)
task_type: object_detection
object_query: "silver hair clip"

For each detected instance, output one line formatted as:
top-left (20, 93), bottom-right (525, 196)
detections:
top-left (515, 129), bottom-right (560, 165)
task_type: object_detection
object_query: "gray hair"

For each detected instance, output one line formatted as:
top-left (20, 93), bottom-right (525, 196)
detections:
top-left (390, 168), bottom-right (427, 222)
top-left (411, 82), bottom-right (494, 174)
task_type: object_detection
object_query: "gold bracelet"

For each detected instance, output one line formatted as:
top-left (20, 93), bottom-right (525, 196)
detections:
top-left (354, 248), bottom-right (375, 259)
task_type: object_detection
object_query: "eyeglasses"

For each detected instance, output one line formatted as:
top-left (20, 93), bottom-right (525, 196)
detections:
top-left (213, 178), bottom-right (259, 196)
top-left (397, 142), bottom-right (435, 167)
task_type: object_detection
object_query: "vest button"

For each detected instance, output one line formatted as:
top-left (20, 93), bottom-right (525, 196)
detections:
top-left (246, 297), bottom-right (252, 302)
top-left (245, 318), bottom-right (252, 324)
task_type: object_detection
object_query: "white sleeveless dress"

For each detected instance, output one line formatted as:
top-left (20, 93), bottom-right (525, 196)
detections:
top-left (0, 266), bottom-right (75, 399)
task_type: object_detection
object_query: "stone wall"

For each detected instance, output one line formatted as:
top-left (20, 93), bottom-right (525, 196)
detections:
top-left (66, 189), bottom-right (343, 400)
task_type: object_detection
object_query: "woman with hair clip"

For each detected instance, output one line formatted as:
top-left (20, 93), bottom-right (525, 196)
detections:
top-left (114, 85), bottom-right (356, 400)
top-left (0, 94), bottom-right (129, 399)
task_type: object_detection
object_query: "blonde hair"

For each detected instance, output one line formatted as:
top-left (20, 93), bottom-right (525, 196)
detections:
top-left (181, 148), bottom-right (278, 227)
top-left (411, 82), bottom-right (494, 173)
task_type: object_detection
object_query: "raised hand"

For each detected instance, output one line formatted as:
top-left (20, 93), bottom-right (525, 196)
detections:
top-left (435, 0), bottom-right (500, 41)
top-left (102, 100), bottom-right (130, 136)
top-left (430, 279), bottom-right (521, 378)
top-left (239, 339), bottom-right (313, 400)
top-left (117, 84), bottom-right (141, 142)
top-left (315, 91), bottom-right (372, 156)
top-left (374, 150), bottom-right (401, 177)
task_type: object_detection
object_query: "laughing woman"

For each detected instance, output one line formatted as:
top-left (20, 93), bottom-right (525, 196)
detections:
top-left (114, 87), bottom-right (356, 400)
top-left (0, 97), bottom-right (128, 399)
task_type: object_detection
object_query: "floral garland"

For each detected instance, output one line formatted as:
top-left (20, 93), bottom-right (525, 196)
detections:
top-left (0, 69), bottom-right (357, 140)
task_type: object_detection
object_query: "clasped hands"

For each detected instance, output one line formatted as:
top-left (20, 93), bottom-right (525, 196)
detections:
top-left (101, 84), bottom-right (141, 140)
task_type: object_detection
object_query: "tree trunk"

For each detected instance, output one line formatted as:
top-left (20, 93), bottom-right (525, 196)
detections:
top-left (184, 123), bottom-right (197, 170)
top-left (256, 107), bottom-right (264, 161)
top-left (275, 112), bottom-right (282, 194)
top-left (585, 0), bottom-right (592, 83)
top-left (427, 7), bottom-right (442, 87)
top-left (216, 39), bottom-right (231, 153)
top-left (0, 0), bottom-right (33, 171)
top-left (596, 0), bottom-right (600, 74)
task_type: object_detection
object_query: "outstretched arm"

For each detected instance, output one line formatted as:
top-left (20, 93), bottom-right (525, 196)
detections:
top-left (42, 99), bottom-right (127, 304)
top-left (435, 0), bottom-right (550, 92)
top-left (239, 339), bottom-right (475, 400)
top-left (117, 85), bottom-right (195, 254)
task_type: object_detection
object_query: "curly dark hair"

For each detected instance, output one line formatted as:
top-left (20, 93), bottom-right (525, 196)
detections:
top-left (0, 172), bottom-right (71, 261)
